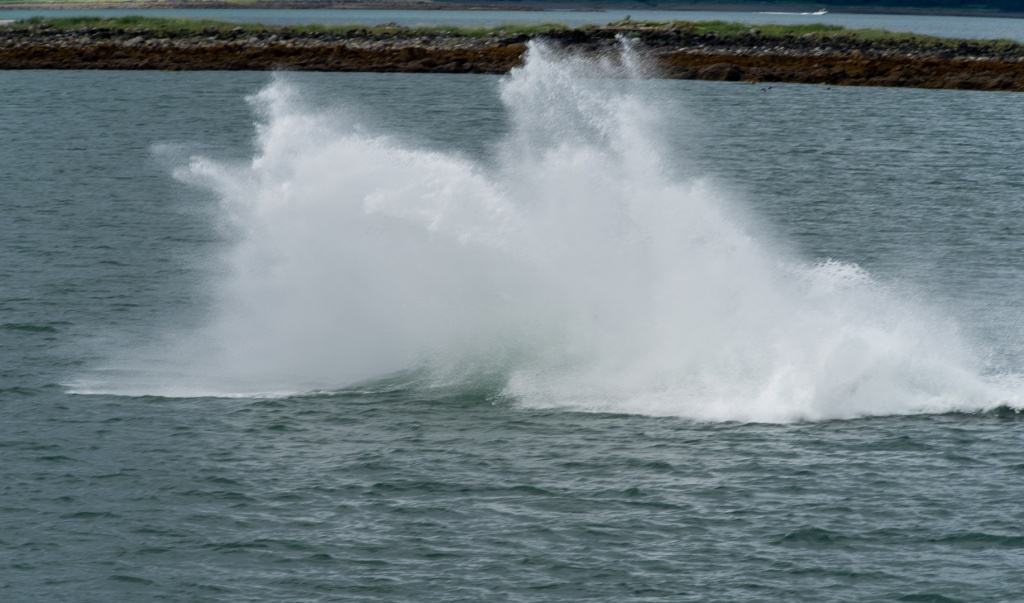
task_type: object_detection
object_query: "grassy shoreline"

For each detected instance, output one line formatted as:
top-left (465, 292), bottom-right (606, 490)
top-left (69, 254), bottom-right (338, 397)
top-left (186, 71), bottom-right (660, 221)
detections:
top-left (3, 16), bottom-right (1023, 90)
top-left (6, 14), bottom-right (1020, 44)
top-left (1, 2), bottom-right (1023, 19)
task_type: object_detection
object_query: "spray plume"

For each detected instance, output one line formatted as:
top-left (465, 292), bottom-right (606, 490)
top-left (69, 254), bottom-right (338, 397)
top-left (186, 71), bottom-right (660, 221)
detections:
top-left (76, 41), bottom-right (1022, 422)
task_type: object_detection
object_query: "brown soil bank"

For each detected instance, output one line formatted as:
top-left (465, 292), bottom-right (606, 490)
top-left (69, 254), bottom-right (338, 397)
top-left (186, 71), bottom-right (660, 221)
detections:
top-left (3, 22), bottom-right (1024, 91)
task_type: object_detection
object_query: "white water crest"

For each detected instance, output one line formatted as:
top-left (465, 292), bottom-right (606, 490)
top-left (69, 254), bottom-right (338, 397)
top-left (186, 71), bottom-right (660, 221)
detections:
top-left (80, 41), bottom-right (1021, 422)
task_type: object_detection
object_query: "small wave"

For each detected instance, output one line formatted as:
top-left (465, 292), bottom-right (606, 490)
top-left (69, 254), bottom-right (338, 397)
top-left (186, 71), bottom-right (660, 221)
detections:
top-left (3, 322), bottom-right (62, 333)
top-left (759, 9), bottom-right (829, 15)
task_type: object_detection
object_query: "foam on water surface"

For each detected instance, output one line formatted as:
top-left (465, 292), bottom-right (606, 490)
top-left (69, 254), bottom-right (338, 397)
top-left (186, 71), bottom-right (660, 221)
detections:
top-left (73, 42), bottom-right (1023, 422)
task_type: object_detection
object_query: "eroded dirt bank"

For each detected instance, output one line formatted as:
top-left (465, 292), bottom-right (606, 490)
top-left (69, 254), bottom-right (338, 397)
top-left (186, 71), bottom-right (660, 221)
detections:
top-left (3, 23), bottom-right (1024, 91)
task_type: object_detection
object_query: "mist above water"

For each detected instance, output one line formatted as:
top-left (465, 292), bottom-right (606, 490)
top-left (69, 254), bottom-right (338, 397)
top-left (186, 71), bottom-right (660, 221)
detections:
top-left (80, 42), bottom-right (1021, 422)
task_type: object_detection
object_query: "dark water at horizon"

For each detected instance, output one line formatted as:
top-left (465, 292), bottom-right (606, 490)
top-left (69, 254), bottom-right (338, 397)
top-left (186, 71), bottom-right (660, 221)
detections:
top-left (3, 69), bottom-right (1024, 601)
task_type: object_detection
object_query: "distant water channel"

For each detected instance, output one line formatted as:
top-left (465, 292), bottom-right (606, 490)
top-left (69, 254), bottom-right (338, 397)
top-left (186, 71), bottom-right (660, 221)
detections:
top-left (1, 7), bottom-right (1024, 41)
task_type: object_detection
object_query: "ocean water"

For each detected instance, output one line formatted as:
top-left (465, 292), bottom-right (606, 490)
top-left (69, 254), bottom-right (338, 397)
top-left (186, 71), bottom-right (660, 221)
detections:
top-left (3, 45), bottom-right (1024, 601)
top-left (2, 7), bottom-right (1024, 42)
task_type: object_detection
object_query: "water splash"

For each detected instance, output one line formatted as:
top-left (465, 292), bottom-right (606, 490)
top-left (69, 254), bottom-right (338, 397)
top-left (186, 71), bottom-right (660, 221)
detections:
top-left (78, 41), bottom-right (1021, 422)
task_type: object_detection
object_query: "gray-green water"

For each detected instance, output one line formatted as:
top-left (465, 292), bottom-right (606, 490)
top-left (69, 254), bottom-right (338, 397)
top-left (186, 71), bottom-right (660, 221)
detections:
top-left (3, 63), bottom-right (1024, 601)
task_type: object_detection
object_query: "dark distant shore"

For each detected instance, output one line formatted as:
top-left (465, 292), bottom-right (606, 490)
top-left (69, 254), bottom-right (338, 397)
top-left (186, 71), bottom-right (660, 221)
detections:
top-left (0, 1), bottom-right (539, 9)
top-left (2, 2), bottom-right (1024, 18)
top-left (3, 18), bottom-right (1024, 91)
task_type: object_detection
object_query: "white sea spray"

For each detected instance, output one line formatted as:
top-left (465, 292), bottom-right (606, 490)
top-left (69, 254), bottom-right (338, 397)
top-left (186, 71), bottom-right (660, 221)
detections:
top-left (77, 42), bottom-right (1022, 422)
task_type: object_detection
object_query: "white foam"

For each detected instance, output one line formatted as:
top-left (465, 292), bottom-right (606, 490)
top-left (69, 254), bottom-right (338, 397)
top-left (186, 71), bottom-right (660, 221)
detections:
top-left (77, 41), bottom-right (1023, 421)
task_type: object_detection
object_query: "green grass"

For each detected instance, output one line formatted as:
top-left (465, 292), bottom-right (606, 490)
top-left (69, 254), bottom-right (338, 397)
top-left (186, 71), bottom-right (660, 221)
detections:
top-left (612, 18), bottom-right (942, 40)
top-left (0, 0), bottom-right (130, 3)
top-left (5, 15), bottom-right (571, 36)
top-left (613, 19), bottom-right (848, 36)
top-left (611, 18), bottom-right (1023, 48)
top-left (5, 15), bottom-right (1022, 50)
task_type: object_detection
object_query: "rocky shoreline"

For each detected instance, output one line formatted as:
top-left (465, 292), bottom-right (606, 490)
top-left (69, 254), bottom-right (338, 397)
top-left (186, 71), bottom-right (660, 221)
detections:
top-left (3, 21), bottom-right (1024, 90)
